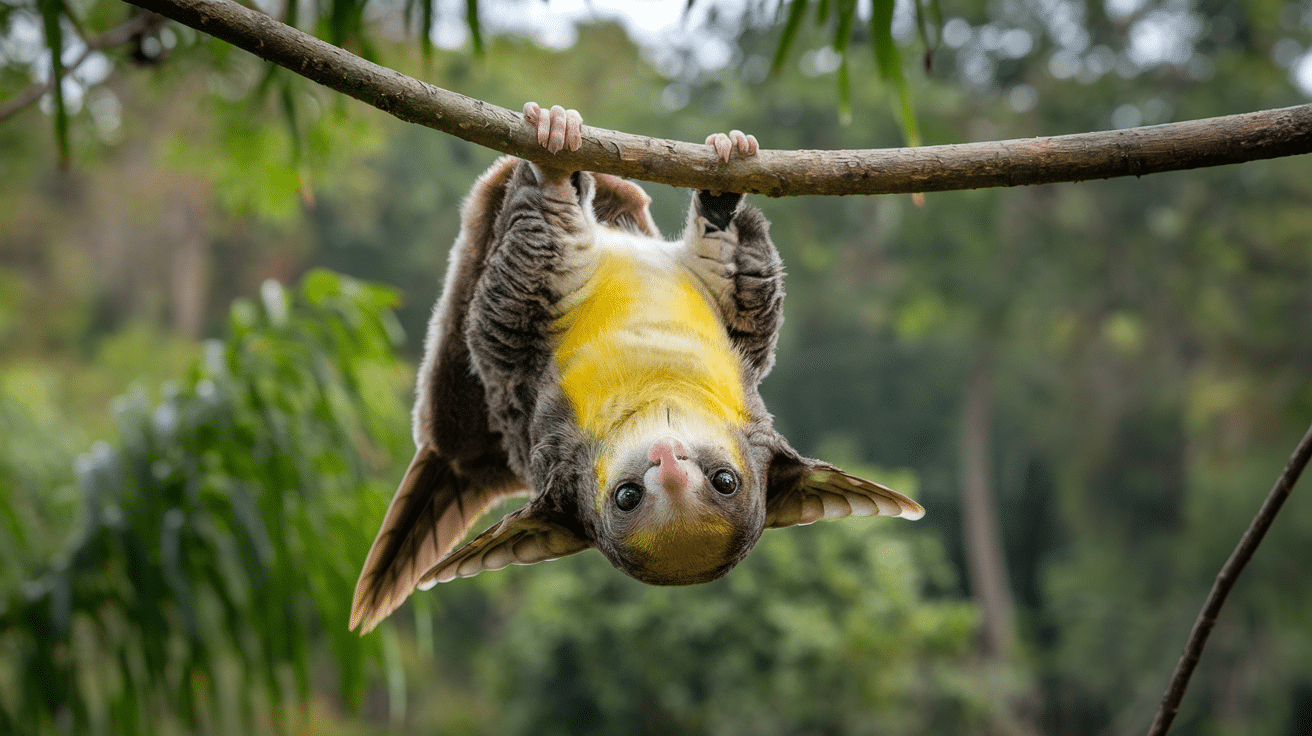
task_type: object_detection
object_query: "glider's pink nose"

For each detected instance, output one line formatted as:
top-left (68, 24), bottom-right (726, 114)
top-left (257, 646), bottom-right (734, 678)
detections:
top-left (648, 436), bottom-right (691, 494)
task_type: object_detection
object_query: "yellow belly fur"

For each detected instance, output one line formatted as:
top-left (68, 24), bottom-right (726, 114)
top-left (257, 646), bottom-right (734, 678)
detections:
top-left (554, 250), bottom-right (748, 440)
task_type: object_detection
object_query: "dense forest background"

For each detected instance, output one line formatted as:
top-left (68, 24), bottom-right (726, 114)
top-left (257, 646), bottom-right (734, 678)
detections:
top-left (2, 0), bottom-right (1311, 734)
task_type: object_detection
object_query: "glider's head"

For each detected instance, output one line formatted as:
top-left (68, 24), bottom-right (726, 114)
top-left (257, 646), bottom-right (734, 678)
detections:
top-left (398, 423), bottom-right (923, 599)
top-left (593, 430), bottom-right (765, 585)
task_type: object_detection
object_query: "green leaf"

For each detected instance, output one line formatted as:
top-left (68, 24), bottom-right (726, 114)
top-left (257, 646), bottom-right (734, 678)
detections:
top-left (419, 0), bottom-right (434, 56)
top-left (36, 0), bottom-right (69, 164)
top-left (770, 0), bottom-right (810, 77)
top-left (279, 79), bottom-right (303, 165)
top-left (814, 0), bottom-right (830, 24)
top-left (837, 58), bottom-right (852, 126)
top-left (833, 0), bottom-right (856, 126)
top-left (869, 0), bottom-right (920, 146)
top-left (3, 270), bottom-right (408, 731)
top-left (831, 0), bottom-right (856, 57)
top-left (379, 624), bottom-right (407, 725)
top-left (328, 0), bottom-right (352, 47)
top-left (894, 73), bottom-right (921, 147)
top-left (914, 0), bottom-right (943, 55)
top-left (869, 0), bottom-right (900, 81)
top-left (466, 0), bottom-right (483, 55)
top-left (302, 269), bottom-right (345, 307)
top-left (160, 508), bottom-right (199, 640)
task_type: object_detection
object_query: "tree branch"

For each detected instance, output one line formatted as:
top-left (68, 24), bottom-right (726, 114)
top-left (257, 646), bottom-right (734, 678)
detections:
top-left (1146, 420), bottom-right (1312, 736)
top-left (120, 0), bottom-right (1312, 195)
top-left (0, 11), bottom-right (163, 124)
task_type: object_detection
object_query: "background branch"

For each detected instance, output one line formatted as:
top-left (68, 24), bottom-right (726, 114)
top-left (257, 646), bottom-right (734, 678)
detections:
top-left (0, 11), bottom-right (163, 124)
top-left (122, 0), bottom-right (1312, 196)
top-left (1146, 421), bottom-right (1312, 736)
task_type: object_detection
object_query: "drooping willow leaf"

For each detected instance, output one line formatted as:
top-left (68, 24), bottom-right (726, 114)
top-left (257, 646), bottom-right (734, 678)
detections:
top-left (36, 0), bottom-right (69, 163)
top-left (770, 0), bottom-right (810, 77)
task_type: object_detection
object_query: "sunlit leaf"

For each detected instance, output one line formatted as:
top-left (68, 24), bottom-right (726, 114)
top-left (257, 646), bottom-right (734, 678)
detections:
top-left (869, 0), bottom-right (919, 146)
top-left (893, 73), bottom-right (920, 147)
top-left (869, 0), bottom-right (900, 81)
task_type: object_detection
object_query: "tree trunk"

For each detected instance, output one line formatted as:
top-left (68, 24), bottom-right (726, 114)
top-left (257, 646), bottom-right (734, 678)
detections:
top-left (961, 352), bottom-right (1016, 660)
top-left (166, 176), bottom-right (210, 339)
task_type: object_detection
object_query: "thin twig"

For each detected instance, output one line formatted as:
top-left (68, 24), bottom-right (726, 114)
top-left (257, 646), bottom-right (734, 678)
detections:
top-left (118, 0), bottom-right (1312, 196)
top-left (1146, 421), bottom-right (1312, 736)
top-left (0, 11), bottom-right (162, 124)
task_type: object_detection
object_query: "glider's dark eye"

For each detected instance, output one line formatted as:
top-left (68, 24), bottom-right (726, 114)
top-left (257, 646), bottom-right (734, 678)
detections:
top-left (615, 483), bottom-right (644, 512)
top-left (710, 469), bottom-right (739, 496)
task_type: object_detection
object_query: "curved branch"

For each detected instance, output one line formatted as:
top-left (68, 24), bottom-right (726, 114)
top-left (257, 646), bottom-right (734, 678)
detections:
top-left (0, 11), bottom-right (163, 124)
top-left (122, 0), bottom-right (1312, 195)
top-left (1146, 420), bottom-right (1312, 736)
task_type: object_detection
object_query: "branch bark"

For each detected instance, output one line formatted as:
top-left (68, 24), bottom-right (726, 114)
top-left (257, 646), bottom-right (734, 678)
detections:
top-left (1146, 421), bottom-right (1312, 736)
top-left (120, 0), bottom-right (1312, 196)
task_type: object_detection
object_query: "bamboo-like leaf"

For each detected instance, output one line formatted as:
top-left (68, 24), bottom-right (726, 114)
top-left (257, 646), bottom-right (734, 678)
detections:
top-left (419, 0), bottom-right (434, 56)
top-left (50, 568), bottom-right (71, 637)
top-left (254, 60), bottom-right (279, 104)
top-left (36, 0), bottom-right (69, 164)
top-left (328, 0), bottom-right (352, 47)
top-left (869, 0), bottom-right (920, 146)
top-left (160, 508), bottom-right (199, 640)
top-left (404, 0), bottom-right (418, 35)
top-left (355, 21), bottom-right (379, 61)
top-left (289, 610), bottom-right (310, 700)
top-left (837, 56), bottom-right (852, 126)
top-left (5, 271), bottom-right (406, 732)
top-left (411, 590), bottom-right (434, 657)
top-left (380, 623), bottom-right (407, 725)
top-left (115, 646), bottom-right (143, 732)
top-left (278, 80), bottom-right (303, 166)
top-left (770, 0), bottom-right (810, 77)
top-left (894, 72), bottom-right (921, 147)
top-left (466, 0), bottom-right (482, 55)
top-left (914, 0), bottom-right (942, 55)
top-left (869, 0), bottom-right (900, 80)
top-left (833, 0), bottom-right (855, 125)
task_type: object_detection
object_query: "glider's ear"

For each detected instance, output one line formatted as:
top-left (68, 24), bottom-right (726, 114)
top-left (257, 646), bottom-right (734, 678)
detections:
top-left (417, 504), bottom-right (593, 588)
top-left (764, 453), bottom-right (925, 529)
top-left (590, 172), bottom-right (659, 237)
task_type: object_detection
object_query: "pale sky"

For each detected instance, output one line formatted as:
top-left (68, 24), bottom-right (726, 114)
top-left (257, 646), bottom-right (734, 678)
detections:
top-left (3, 0), bottom-right (1310, 127)
top-left (438, 0), bottom-right (753, 51)
top-left (456, 0), bottom-right (1312, 98)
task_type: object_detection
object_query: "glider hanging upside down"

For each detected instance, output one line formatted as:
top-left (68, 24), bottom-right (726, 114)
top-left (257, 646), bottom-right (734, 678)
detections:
top-left (349, 103), bottom-right (924, 633)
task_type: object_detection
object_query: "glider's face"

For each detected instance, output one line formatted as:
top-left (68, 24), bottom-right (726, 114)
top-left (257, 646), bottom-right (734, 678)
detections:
top-left (594, 428), bottom-right (765, 585)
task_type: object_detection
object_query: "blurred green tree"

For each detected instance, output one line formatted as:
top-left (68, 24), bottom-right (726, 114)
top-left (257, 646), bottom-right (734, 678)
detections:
top-left (0, 271), bottom-right (411, 733)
